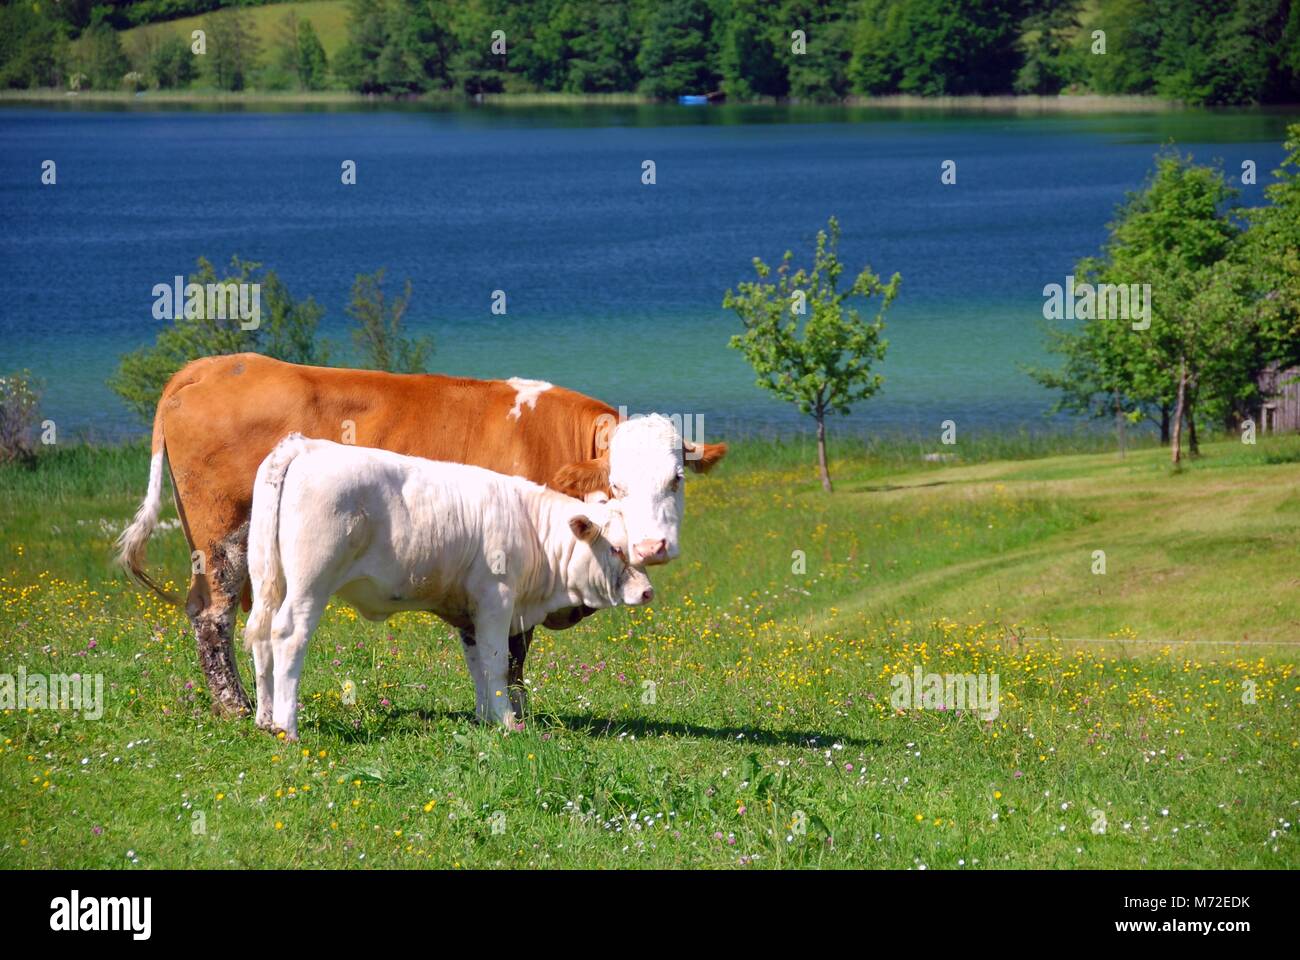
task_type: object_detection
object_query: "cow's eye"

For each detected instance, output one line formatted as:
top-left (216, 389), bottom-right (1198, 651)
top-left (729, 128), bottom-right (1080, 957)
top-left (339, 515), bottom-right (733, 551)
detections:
top-left (670, 476), bottom-right (681, 493)
top-left (611, 546), bottom-right (625, 561)
top-left (610, 483), bottom-right (627, 498)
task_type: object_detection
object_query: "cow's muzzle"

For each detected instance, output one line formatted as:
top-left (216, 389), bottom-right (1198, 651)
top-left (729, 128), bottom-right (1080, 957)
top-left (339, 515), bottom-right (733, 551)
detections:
top-left (633, 539), bottom-right (669, 565)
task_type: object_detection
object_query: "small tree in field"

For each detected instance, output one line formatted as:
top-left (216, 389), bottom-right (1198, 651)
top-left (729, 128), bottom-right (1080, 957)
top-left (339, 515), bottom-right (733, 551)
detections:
top-left (724, 217), bottom-right (901, 492)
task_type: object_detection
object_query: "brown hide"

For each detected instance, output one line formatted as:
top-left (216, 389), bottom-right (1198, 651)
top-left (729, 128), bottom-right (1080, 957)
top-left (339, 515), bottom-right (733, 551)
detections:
top-left (152, 354), bottom-right (615, 607)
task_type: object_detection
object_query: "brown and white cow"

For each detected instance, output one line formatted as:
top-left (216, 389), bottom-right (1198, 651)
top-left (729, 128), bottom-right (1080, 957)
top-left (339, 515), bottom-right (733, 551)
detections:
top-left (116, 353), bottom-right (726, 716)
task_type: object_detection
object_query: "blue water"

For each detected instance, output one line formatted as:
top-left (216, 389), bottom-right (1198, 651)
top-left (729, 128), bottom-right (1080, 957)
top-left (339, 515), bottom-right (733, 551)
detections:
top-left (1, 103), bottom-right (1296, 441)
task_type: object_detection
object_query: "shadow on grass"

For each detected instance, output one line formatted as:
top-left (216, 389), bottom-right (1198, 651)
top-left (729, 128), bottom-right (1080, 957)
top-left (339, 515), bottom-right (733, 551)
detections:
top-left (316, 707), bottom-right (880, 749)
top-left (845, 479), bottom-right (950, 495)
top-left (539, 712), bottom-right (881, 749)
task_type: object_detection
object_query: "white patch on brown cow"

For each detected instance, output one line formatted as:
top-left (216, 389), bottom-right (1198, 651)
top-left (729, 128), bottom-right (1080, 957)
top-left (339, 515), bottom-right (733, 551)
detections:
top-left (505, 377), bottom-right (553, 421)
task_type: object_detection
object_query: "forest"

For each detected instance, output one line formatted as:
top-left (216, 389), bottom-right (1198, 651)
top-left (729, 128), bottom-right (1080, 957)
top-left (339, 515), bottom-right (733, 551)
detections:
top-left (2, 0), bottom-right (1298, 105)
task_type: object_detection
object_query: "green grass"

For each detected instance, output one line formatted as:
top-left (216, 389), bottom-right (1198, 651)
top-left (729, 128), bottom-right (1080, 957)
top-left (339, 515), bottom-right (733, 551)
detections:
top-left (121, 1), bottom-right (352, 66)
top-left (1, 434), bottom-right (1297, 868)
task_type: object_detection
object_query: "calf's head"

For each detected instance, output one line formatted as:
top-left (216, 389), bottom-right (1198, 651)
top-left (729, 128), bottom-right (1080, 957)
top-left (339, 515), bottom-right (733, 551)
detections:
top-left (566, 505), bottom-right (654, 609)
top-left (552, 413), bottom-right (727, 567)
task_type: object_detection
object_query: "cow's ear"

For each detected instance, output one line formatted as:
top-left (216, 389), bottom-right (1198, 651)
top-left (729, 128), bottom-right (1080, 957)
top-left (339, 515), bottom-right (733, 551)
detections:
top-left (569, 514), bottom-right (600, 543)
top-left (684, 441), bottom-right (728, 474)
top-left (551, 457), bottom-right (610, 498)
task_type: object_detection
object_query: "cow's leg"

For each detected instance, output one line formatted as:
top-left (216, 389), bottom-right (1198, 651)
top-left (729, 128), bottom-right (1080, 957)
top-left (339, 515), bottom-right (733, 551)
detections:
top-left (507, 627), bottom-right (534, 718)
top-left (269, 594), bottom-right (325, 741)
top-left (186, 523), bottom-right (253, 717)
top-left (472, 605), bottom-right (517, 727)
top-left (458, 627), bottom-right (489, 720)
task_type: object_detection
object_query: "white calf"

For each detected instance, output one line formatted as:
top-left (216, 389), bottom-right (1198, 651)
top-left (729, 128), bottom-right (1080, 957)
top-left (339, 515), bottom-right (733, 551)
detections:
top-left (243, 433), bottom-right (653, 738)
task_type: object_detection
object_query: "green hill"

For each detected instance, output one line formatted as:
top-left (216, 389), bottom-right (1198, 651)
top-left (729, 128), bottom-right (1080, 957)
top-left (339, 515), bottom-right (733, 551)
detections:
top-left (120, 0), bottom-right (350, 68)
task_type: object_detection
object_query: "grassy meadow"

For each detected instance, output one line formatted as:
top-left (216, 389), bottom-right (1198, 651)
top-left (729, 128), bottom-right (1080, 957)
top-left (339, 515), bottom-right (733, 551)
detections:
top-left (1, 432), bottom-right (1297, 869)
top-left (121, 1), bottom-right (353, 65)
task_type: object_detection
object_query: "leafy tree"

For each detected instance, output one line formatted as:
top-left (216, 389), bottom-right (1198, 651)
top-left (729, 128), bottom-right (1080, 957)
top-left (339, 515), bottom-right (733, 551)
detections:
top-left (1015, 0), bottom-right (1084, 95)
top-left (725, 217), bottom-right (901, 492)
top-left (850, 0), bottom-right (1025, 97)
top-left (719, 0), bottom-right (786, 99)
top-left (782, 0), bottom-right (855, 101)
top-left (0, 2), bottom-right (66, 90)
top-left (1033, 152), bottom-right (1243, 465)
top-left (448, 0), bottom-right (511, 95)
top-left (389, 0), bottom-right (453, 91)
top-left (1077, 0), bottom-right (1160, 95)
top-left (1103, 154), bottom-right (1238, 463)
top-left (1076, 0), bottom-right (1299, 105)
top-left (1151, 0), bottom-right (1284, 105)
top-left (148, 35), bottom-right (196, 89)
top-left (1025, 296), bottom-right (1165, 437)
top-left (203, 8), bottom-right (260, 91)
top-left (565, 1), bottom-right (639, 93)
top-left (636, 0), bottom-right (716, 98)
top-left (1239, 124), bottom-right (1300, 368)
top-left (110, 257), bottom-right (329, 422)
top-left (513, 0), bottom-right (579, 92)
top-left (297, 19), bottom-right (329, 90)
top-left (347, 269), bottom-right (433, 373)
top-left (262, 9), bottom-right (303, 90)
top-left (68, 22), bottom-right (128, 89)
top-left (376, 38), bottom-right (418, 93)
top-left (47, 0), bottom-right (95, 32)
top-left (334, 0), bottom-right (389, 93)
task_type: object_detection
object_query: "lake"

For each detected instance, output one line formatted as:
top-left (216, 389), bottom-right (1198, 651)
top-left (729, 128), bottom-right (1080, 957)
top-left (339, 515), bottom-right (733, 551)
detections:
top-left (1, 102), bottom-right (1296, 442)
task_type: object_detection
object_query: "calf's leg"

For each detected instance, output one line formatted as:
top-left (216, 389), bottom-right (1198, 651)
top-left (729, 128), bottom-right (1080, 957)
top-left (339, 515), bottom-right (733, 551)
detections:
top-left (250, 637), bottom-right (275, 731)
top-left (458, 627), bottom-right (489, 720)
top-left (507, 628), bottom-right (533, 718)
top-left (269, 595), bottom-right (325, 741)
top-left (472, 605), bottom-right (518, 727)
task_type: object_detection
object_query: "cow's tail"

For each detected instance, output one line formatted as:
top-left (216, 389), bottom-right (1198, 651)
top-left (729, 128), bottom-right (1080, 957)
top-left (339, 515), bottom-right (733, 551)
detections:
top-left (244, 432), bottom-right (309, 651)
top-left (115, 402), bottom-right (180, 603)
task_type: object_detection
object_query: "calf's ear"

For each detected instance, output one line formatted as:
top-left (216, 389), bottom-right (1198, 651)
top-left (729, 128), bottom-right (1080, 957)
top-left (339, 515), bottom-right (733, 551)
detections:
top-left (684, 441), bottom-right (728, 474)
top-left (551, 457), bottom-right (610, 498)
top-left (569, 515), bottom-right (601, 543)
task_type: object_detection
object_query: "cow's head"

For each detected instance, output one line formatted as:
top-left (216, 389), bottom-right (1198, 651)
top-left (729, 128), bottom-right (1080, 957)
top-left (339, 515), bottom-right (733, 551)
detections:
top-left (551, 413), bottom-right (727, 566)
top-left (566, 505), bottom-right (654, 609)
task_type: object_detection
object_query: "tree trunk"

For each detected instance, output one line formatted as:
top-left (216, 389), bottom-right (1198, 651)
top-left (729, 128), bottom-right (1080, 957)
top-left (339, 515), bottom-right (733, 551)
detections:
top-left (1188, 404), bottom-right (1199, 457)
top-left (1170, 357), bottom-right (1187, 467)
top-left (1160, 404), bottom-right (1171, 444)
top-left (816, 415), bottom-right (833, 493)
